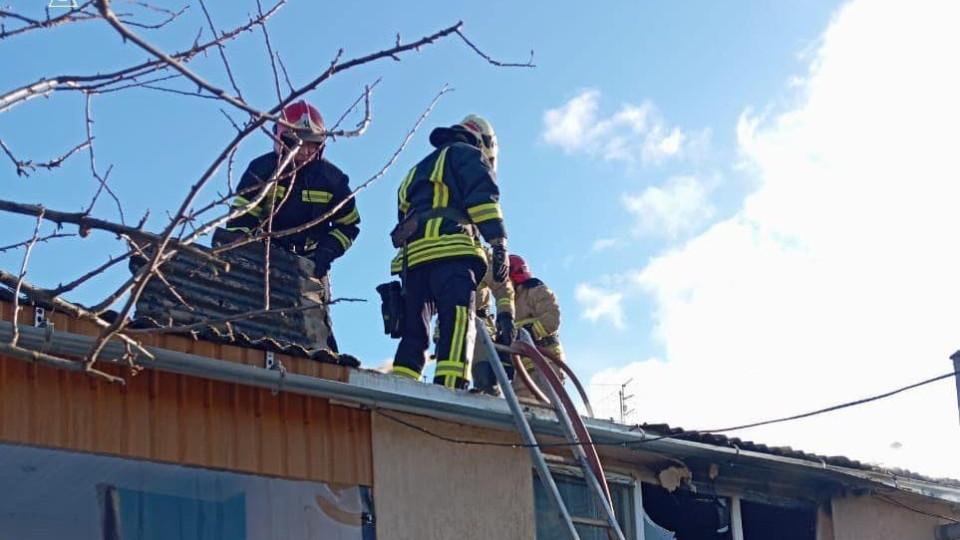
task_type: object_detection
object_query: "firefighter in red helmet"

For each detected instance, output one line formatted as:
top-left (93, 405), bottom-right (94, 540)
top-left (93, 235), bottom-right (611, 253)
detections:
top-left (508, 254), bottom-right (566, 398)
top-left (223, 100), bottom-right (361, 353)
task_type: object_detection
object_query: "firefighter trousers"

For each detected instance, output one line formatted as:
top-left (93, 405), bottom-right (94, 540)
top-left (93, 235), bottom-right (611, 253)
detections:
top-left (392, 258), bottom-right (482, 389)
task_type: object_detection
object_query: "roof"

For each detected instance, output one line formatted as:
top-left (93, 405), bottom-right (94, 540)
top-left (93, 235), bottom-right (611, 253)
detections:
top-left (638, 422), bottom-right (960, 491)
top-left (3, 314), bottom-right (959, 504)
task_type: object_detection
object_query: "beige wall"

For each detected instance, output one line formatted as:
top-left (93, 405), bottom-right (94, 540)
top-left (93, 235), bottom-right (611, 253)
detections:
top-left (831, 494), bottom-right (955, 540)
top-left (372, 412), bottom-right (536, 540)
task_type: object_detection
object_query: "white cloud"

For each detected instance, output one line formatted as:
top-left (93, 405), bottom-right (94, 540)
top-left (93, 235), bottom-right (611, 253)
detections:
top-left (623, 176), bottom-right (716, 237)
top-left (591, 0), bottom-right (960, 478)
top-left (542, 91), bottom-right (703, 165)
top-left (575, 284), bottom-right (625, 329)
top-left (592, 238), bottom-right (621, 252)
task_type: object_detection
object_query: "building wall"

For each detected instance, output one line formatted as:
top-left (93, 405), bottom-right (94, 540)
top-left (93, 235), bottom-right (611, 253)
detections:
top-left (371, 411), bottom-right (536, 540)
top-left (0, 356), bottom-right (373, 486)
top-left (831, 494), bottom-right (955, 540)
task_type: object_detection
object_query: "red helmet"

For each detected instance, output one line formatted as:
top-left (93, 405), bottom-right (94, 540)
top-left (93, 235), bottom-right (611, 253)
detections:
top-left (509, 254), bottom-right (532, 285)
top-left (274, 100), bottom-right (326, 154)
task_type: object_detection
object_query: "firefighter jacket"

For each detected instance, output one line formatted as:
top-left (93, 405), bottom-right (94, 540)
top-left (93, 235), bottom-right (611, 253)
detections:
top-left (477, 248), bottom-right (515, 318)
top-left (515, 278), bottom-right (561, 344)
top-left (226, 152), bottom-right (360, 258)
top-left (390, 126), bottom-right (506, 275)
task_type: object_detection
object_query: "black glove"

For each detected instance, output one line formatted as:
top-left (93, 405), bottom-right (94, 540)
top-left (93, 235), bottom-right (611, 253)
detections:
top-left (490, 240), bottom-right (509, 283)
top-left (312, 248), bottom-right (337, 279)
top-left (495, 312), bottom-right (515, 346)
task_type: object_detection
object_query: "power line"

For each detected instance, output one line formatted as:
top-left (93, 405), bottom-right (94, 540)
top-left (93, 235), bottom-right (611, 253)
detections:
top-left (876, 493), bottom-right (960, 524)
top-left (702, 370), bottom-right (959, 433)
top-left (374, 369), bottom-right (960, 451)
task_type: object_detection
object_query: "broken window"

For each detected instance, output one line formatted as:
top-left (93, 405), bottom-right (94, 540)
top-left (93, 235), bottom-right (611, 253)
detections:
top-left (740, 499), bottom-right (815, 540)
top-left (533, 471), bottom-right (638, 539)
top-left (641, 483), bottom-right (732, 540)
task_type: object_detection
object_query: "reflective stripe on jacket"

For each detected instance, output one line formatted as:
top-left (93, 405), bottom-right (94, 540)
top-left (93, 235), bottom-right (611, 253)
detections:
top-left (226, 152), bottom-right (360, 257)
top-left (515, 278), bottom-right (561, 342)
top-left (390, 134), bottom-right (506, 274)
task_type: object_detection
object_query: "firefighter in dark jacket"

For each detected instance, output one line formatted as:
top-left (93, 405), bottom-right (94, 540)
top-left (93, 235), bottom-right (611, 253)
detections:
top-left (225, 100), bottom-right (360, 351)
top-left (389, 115), bottom-right (514, 389)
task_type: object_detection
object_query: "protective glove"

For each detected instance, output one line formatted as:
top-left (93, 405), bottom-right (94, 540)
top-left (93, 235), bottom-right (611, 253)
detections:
top-left (312, 248), bottom-right (337, 279)
top-left (495, 312), bottom-right (515, 346)
top-left (489, 238), bottom-right (509, 283)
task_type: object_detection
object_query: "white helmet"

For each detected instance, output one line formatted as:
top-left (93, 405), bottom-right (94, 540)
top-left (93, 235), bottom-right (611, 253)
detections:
top-left (459, 114), bottom-right (498, 170)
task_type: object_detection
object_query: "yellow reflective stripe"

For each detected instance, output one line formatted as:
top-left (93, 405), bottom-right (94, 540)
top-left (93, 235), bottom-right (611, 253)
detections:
top-left (334, 206), bottom-right (360, 225)
top-left (396, 233), bottom-right (479, 257)
top-left (496, 297), bottom-right (513, 307)
top-left (390, 241), bottom-right (485, 273)
top-left (330, 229), bottom-right (352, 250)
top-left (436, 360), bottom-right (466, 372)
top-left (444, 375), bottom-right (457, 388)
top-left (398, 166), bottom-right (416, 214)
top-left (392, 365), bottom-right (421, 380)
top-left (516, 318), bottom-right (536, 328)
top-left (450, 305), bottom-right (468, 366)
top-left (224, 226), bottom-right (252, 233)
top-left (467, 202), bottom-right (503, 223)
top-left (430, 148), bottom-right (450, 209)
top-left (232, 196), bottom-right (263, 217)
top-left (533, 320), bottom-right (548, 340)
top-left (425, 217), bottom-right (442, 239)
top-left (302, 190), bottom-right (333, 203)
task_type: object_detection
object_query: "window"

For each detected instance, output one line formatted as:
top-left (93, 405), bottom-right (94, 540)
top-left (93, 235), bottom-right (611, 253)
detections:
top-left (0, 443), bottom-right (375, 540)
top-left (642, 483), bottom-right (731, 540)
top-left (533, 470), bottom-right (637, 540)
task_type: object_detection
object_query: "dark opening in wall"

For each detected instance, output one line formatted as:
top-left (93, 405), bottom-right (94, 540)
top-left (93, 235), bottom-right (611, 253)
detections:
top-left (741, 500), bottom-right (816, 540)
top-left (642, 483), bottom-right (731, 540)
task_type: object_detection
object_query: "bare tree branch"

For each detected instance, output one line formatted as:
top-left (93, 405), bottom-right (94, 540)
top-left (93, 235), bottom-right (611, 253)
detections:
top-left (9, 212), bottom-right (45, 347)
top-left (455, 29), bottom-right (536, 67)
top-left (0, 2), bottom-right (98, 41)
top-left (0, 137), bottom-right (91, 177)
top-left (0, 233), bottom-right (76, 253)
top-left (255, 0), bottom-right (285, 103)
top-left (82, 93), bottom-right (126, 224)
top-left (50, 250), bottom-right (132, 296)
top-left (196, 0), bottom-right (245, 100)
top-left (0, 200), bottom-right (225, 268)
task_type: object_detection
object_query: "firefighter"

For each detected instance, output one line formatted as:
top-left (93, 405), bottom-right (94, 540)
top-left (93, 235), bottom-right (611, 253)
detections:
top-left (389, 114), bottom-right (513, 389)
top-left (224, 100), bottom-right (360, 352)
top-left (509, 254), bottom-right (566, 399)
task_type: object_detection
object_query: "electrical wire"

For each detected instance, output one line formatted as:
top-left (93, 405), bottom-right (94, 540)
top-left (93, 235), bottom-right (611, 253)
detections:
top-left (373, 369), bottom-right (960, 451)
top-left (702, 370), bottom-right (959, 433)
top-left (876, 493), bottom-right (960, 524)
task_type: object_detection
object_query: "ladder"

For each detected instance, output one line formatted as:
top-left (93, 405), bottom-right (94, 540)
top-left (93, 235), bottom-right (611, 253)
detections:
top-left (476, 317), bottom-right (627, 540)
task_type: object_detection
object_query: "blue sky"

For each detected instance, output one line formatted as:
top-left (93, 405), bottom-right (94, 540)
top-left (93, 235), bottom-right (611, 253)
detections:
top-left (5, 1), bottom-right (960, 476)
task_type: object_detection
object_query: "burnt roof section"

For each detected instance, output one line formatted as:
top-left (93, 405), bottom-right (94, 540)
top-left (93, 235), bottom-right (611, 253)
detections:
top-left (639, 422), bottom-right (960, 489)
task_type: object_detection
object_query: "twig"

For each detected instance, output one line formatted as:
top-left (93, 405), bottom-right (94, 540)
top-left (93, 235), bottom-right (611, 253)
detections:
top-left (0, 137), bottom-right (90, 177)
top-left (0, 2), bottom-right (98, 40)
top-left (0, 342), bottom-right (125, 385)
top-left (255, 0), bottom-right (285, 103)
top-left (197, 0), bottom-right (245, 100)
top-left (0, 200), bottom-right (226, 268)
top-left (83, 93), bottom-right (125, 224)
top-left (50, 250), bottom-right (132, 296)
top-left (328, 79), bottom-right (380, 138)
top-left (9, 212), bottom-right (45, 347)
top-left (0, 232), bottom-right (76, 253)
top-left (275, 53), bottom-right (295, 94)
top-left (117, 1), bottom-right (187, 30)
top-left (455, 29), bottom-right (536, 68)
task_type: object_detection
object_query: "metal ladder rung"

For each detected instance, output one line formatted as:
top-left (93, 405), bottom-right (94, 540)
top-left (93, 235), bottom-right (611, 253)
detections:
top-left (571, 516), bottom-right (613, 529)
